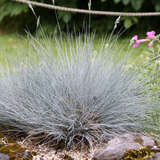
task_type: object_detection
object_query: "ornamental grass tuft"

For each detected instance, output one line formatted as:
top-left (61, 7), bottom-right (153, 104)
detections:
top-left (0, 33), bottom-right (155, 148)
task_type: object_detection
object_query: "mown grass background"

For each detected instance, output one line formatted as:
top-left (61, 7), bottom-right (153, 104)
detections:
top-left (0, 33), bottom-right (145, 60)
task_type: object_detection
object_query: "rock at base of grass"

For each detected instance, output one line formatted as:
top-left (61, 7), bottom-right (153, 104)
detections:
top-left (93, 133), bottom-right (160, 160)
top-left (152, 152), bottom-right (160, 159)
top-left (0, 153), bottom-right (9, 160)
top-left (0, 133), bottom-right (36, 160)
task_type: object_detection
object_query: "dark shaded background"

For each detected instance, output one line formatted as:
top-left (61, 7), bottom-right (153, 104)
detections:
top-left (0, 0), bottom-right (160, 34)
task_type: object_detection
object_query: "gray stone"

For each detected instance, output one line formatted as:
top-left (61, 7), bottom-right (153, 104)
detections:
top-left (93, 133), bottom-right (159, 160)
top-left (152, 153), bottom-right (160, 160)
top-left (132, 133), bottom-right (156, 146)
top-left (0, 153), bottom-right (9, 160)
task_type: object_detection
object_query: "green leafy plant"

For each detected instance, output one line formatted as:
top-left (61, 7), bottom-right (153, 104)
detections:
top-left (0, 1), bottom-right (28, 21)
top-left (0, 0), bottom-right (160, 32)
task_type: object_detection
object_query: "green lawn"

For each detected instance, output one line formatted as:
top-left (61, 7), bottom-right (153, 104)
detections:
top-left (0, 33), bottom-right (146, 58)
top-left (0, 34), bottom-right (26, 54)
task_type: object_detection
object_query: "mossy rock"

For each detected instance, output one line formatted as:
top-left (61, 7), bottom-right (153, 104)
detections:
top-left (63, 154), bottom-right (74, 160)
top-left (93, 133), bottom-right (160, 160)
top-left (0, 133), bottom-right (36, 160)
top-left (122, 146), bottom-right (160, 160)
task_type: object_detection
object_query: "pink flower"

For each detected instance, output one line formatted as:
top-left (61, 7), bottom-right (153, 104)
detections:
top-left (132, 31), bottom-right (156, 48)
top-left (146, 31), bottom-right (156, 39)
top-left (133, 43), bottom-right (139, 48)
top-left (137, 39), bottom-right (149, 43)
top-left (132, 35), bottom-right (138, 41)
top-left (148, 42), bottom-right (153, 47)
top-left (132, 38), bottom-right (148, 48)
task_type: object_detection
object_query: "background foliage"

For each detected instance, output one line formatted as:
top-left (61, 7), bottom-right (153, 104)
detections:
top-left (0, 0), bottom-right (160, 33)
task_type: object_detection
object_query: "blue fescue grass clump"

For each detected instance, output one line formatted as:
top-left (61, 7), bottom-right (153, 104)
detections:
top-left (0, 34), bottom-right (155, 147)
